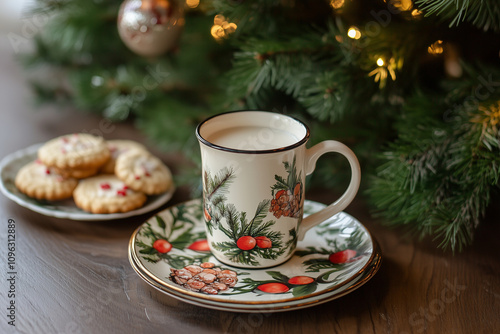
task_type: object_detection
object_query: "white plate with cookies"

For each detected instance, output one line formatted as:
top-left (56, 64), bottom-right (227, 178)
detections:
top-left (0, 136), bottom-right (176, 221)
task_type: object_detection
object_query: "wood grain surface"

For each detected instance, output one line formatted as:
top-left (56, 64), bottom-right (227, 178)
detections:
top-left (0, 34), bottom-right (499, 334)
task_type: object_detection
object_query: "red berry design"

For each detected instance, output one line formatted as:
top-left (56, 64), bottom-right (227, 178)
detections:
top-left (100, 183), bottom-right (111, 190)
top-left (288, 276), bottom-right (314, 285)
top-left (116, 189), bottom-right (127, 196)
top-left (236, 236), bottom-right (256, 250)
top-left (204, 208), bottom-right (211, 222)
top-left (328, 249), bottom-right (357, 264)
top-left (153, 239), bottom-right (172, 253)
top-left (257, 282), bottom-right (289, 294)
top-left (45, 169), bottom-right (51, 175)
top-left (254, 236), bottom-right (272, 249)
top-left (135, 175), bottom-right (141, 180)
top-left (187, 239), bottom-right (210, 252)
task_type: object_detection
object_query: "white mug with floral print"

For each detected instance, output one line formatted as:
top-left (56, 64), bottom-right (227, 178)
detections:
top-left (196, 111), bottom-right (361, 268)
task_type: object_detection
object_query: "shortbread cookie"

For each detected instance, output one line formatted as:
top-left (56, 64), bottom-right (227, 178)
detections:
top-left (73, 175), bottom-right (147, 214)
top-left (115, 149), bottom-right (173, 195)
top-left (38, 133), bottom-right (110, 170)
top-left (53, 166), bottom-right (100, 179)
top-left (15, 160), bottom-right (78, 200)
top-left (100, 140), bottom-right (147, 174)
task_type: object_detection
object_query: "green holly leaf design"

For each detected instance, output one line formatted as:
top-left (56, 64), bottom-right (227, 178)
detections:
top-left (266, 271), bottom-right (289, 282)
top-left (317, 264), bottom-right (360, 284)
top-left (138, 245), bottom-right (157, 255)
top-left (156, 215), bottom-right (166, 230)
top-left (295, 246), bottom-right (332, 257)
top-left (302, 258), bottom-right (338, 272)
top-left (170, 230), bottom-right (205, 250)
top-left (168, 256), bottom-right (188, 270)
top-left (291, 282), bottom-right (318, 297)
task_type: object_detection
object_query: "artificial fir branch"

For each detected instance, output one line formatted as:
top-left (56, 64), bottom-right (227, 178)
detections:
top-left (417, 0), bottom-right (500, 32)
top-left (21, 0), bottom-right (500, 251)
top-left (368, 94), bottom-right (500, 252)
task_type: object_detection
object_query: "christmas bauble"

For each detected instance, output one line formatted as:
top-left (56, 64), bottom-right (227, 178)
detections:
top-left (117, 0), bottom-right (184, 57)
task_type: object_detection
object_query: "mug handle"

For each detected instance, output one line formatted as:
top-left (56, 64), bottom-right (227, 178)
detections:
top-left (298, 140), bottom-right (361, 241)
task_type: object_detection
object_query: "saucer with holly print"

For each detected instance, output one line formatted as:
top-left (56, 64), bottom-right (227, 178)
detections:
top-left (128, 199), bottom-right (381, 312)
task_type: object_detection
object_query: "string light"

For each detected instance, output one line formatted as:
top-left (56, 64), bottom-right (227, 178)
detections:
top-left (411, 9), bottom-right (422, 17)
top-left (211, 14), bottom-right (237, 41)
top-left (347, 26), bottom-right (361, 40)
top-left (471, 102), bottom-right (500, 138)
top-left (330, 0), bottom-right (345, 9)
top-left (186, 0), bottom-right (199, 8)
top-left (369, 57), bottom-right (400, 88)
top-left (428, 40), bottom-right (444, 55)
top-left (391, 0), bottom-right (413, 11)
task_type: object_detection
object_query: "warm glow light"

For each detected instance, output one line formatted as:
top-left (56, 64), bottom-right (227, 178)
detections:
top-left (224, 22), bottom-right (237, 34)
top-left (347, 26), bottom-right (361, 40)
top-left (211, 14), bottom-right (237, 41)
top-left (369, 57), bottom-right (399, 88)
top-left (214, 14), bottom-right (226, 26)
top-left (428, 40), bottom-right (444, 55)
top-left (411, 9), bottom-right (422, 17)
top-left (330, 0), bottom-right (345, 9)
top-left (211, 25), bottom-right (225, 39)
top-left (392, 0), bottom-right (413, 11)
top-left (186, 0), bottom-right (199, 8)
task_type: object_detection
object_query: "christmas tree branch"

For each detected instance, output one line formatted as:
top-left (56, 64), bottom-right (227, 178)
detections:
top-left (417, 0), bottom-right (500, 31)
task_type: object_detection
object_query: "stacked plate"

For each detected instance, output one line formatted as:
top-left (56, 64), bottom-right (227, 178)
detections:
top-left (129, 199), bottom-right (381, 313)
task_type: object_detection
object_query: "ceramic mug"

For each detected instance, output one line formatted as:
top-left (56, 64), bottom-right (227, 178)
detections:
top-left (196, 111), bottom-right (361, 268)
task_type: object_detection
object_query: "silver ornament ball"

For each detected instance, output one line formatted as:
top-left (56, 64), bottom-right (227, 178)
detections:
top-left (117, 0), bottom-right (184, 57)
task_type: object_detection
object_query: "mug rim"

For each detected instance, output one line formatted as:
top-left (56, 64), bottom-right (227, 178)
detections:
top-left (196, 110), bottom-right (310, 154)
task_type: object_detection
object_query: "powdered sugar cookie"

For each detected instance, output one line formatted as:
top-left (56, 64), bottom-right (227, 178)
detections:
top-left (100, 140), bottom-right (147, 174)
top-left (38, 133), bottom-right (110, 170)
top-left (115, 150), bottom-right (173, 195)
top-left (73, 175), bottom-right (147, 214)
top-left (15, 160), bottom-right (78, 200)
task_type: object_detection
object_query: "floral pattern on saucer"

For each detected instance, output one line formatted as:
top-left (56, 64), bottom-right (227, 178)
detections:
top-left (131, 199), bottom-right (377, 304)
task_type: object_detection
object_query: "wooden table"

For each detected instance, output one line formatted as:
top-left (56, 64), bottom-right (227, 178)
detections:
top-left (1, 37), bottom-right (499, 334)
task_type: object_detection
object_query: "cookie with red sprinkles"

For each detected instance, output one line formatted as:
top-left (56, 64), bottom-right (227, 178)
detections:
top-left (115, 149), bottom-right (173, 195)
top-left (73, 175), bottom-right (147, 214)
top-left (38, 133), bottom-right (110, 170)
top-left (14, 160), bottom-right (78, 200)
